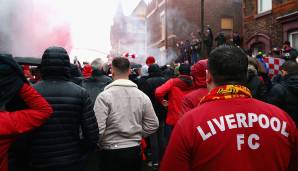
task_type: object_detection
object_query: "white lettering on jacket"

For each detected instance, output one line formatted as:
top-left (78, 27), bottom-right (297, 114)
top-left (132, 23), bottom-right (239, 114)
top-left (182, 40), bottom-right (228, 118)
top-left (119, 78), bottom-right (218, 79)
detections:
top-left (196, 113), bottom-right (289, 141)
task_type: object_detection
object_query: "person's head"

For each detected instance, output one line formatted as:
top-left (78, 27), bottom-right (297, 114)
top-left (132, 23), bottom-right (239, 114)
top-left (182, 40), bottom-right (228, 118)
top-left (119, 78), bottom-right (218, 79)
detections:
top-left (111, 57), bottom-right (131, 80)
top-left (146, 56), bottom-right (156, 66)
top-left (148, 64), bottom-right (161, 76)
top-left (191, 59), bottom-right (208, 88)
top-left (283, 41), bottom-right (291, 49)
top-left (207, 45), bottom-right (248, 90)
top-left (91, 58), bottom-right (104, 72)
top-left (70, 64), bottom-right (82, 78)
top-left (179, 64), bottom-right (191, 76)
top-left (281, 61), bottom-right (298, 77)
top-left (0, 54), bottom-right (27, 108)
top-left (41, 46), bottom-right (71, 80)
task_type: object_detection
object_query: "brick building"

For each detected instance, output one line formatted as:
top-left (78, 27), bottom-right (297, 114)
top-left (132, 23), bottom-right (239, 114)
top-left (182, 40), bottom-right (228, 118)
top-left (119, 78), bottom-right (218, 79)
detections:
top-left (243, 0), bottom-right (298, 54)
top-left (110, 0), bottom-right (147, 63)
top-left (146, 0), bottom-right (243, 64)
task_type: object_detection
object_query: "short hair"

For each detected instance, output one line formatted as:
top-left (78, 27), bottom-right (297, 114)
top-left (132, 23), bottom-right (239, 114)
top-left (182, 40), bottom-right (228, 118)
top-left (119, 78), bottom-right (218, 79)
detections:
top-left (208, 45), bottom-right (248, 85)
top-left (91, 58), bottom-right (104, 71)
top-left (281, 61), bottom-right (298, 74)
top-left (112, 57), bottom-right (130, 74)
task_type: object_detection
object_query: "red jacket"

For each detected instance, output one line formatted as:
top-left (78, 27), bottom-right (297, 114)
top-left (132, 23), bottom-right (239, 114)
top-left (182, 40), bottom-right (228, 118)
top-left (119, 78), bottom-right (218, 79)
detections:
top-left (155, 76), bottom-right (194, 125)
top-left (181, 59), bottom-right (208, 114)
top-left (160, 98), bottom-right (298, 171)
top-left (0, 84), bottom-right (53, 171)
top-left (181, 88), bottom-right (209, 113)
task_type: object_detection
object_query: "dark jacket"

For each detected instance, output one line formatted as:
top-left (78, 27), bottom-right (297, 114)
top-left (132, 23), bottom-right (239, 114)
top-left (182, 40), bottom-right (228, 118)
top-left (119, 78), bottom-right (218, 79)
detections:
top-left (81, 70), bottom-right (112, 104)
top-left (29, 47), bottom-right (99, 169)
top-left (267, 73), bottom-right (298, 126)
top-left (70, 64), bottom-right (84, 86)
top-left (140, 71), bottom-right (167, 121)
top-left (246, 66), bottom-right (267, 101)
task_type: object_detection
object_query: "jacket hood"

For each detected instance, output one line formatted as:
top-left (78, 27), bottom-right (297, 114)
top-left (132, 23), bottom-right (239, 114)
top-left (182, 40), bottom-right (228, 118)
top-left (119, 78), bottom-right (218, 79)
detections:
top-left (41, 47), bottom-right (71, 80)
top-left (0, 54), bottom-right (27, 107)
top-left (176, 75), bottom-right (194, 90)
top-left (191, 59), bottom-right (207, 88)
top-left (283, 73), bottom-right (298, 95)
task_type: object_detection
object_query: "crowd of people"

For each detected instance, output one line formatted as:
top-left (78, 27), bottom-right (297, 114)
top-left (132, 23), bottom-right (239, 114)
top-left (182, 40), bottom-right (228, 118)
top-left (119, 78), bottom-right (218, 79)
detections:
top-left (0, 42), bottom-right (297, 171)
top-left (176, 27), bottom-right (242, 65)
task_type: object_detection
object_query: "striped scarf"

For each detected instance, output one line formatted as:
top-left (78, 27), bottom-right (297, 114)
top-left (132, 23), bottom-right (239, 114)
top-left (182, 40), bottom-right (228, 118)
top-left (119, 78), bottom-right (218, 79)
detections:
top-left (200, 85), bottom-right (252, 104)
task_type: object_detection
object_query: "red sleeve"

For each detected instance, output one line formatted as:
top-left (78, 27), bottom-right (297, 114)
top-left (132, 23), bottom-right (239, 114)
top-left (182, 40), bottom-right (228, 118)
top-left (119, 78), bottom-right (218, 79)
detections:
top-left (155, 79), bottom-right (174, 103)
top-left (288, 124), bottom-right (298, 171)
top-left (0, 84), bottom-right (53, 136)
top-left (160, 122), bottom-right (191, 171)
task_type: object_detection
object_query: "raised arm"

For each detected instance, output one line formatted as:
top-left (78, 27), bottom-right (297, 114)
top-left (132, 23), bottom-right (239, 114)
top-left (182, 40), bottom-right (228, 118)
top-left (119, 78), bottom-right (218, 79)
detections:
top-left (0, 84), bottom-right (53, 136)
top-left (155, 79), bottom-right (174, 103)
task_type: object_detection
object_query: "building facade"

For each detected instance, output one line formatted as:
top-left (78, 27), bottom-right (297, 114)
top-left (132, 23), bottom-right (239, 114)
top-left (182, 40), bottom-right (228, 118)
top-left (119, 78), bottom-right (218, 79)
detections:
top-left (110, 0), bottom-right (147, 63)
top-left (146, 0), bottom-right (243, 64)
top-left (243, 0), bottom-right (298, 54)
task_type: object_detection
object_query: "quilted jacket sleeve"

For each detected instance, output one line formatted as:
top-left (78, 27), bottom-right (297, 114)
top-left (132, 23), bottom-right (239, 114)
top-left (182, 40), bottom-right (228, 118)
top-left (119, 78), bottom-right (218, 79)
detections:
top-left (80, 89), bottom-right (99, 150)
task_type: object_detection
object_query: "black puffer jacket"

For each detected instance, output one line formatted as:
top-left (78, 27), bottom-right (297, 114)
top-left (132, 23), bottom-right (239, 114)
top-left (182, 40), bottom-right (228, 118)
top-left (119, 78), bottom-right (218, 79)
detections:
top-left (29, 47), bottom-right (99, 169)
top-left (81, 70), bottom-right (112, 104)
top-left (139, 65), bottom-right (167, 121)
top-left (267, 73), bottom-right (298, 126)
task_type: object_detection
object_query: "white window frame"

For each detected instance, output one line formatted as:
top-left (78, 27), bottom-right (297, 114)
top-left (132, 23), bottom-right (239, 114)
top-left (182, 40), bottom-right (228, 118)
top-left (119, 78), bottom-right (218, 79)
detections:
top-left (289, 31), bottom-right (298, 50)
top-left (258, 0), bottom-right (272, 14)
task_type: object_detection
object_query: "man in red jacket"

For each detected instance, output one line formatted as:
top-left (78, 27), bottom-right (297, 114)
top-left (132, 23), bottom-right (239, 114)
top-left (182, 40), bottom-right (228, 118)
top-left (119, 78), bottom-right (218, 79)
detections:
top-left (0, 54), bottom-right (53, 171)
top-left (181, 59), bottom-right (209, 113)
top-left (160, 45), bottom-right (298, 171)
top-left (155, 64), bottom-right (194, 141)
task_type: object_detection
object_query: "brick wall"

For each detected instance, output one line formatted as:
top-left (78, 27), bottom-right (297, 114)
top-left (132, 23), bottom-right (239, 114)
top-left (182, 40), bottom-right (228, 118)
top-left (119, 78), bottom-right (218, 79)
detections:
top-left (243, 0), bottom-right (298, 51)
top-left (146, 0), bottom-right (243, 62)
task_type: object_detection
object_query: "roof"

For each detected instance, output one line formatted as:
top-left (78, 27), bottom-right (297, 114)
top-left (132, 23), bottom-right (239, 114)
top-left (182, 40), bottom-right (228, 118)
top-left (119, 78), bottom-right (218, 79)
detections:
top-left (131, 0), bottom-right (147, 17)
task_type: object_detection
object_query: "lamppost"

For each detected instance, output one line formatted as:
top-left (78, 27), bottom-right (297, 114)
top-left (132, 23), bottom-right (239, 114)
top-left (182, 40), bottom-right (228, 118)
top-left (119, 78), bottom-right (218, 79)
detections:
top-left (201, 0), bottom-right (205, 57)
top-left (165, 0), bottom-right (168, 60)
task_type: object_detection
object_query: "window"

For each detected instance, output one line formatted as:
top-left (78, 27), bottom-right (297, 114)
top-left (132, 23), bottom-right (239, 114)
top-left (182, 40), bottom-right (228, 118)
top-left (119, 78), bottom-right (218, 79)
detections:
top-left (127, 23), bottom-right (134, 33)
top-left (221, 18), bottom-right (233, 30)
top-left (160, 11), bottom-right (166, 39)
top-left (258, 0), bottom-right (272, 14)
top-left (289, 31), bottom-right (298, 50)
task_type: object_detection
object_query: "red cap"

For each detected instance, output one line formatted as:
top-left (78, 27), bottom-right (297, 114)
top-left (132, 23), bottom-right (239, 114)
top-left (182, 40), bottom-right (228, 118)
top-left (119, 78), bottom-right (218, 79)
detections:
top-left (146, 56), bottom-right (155, 65)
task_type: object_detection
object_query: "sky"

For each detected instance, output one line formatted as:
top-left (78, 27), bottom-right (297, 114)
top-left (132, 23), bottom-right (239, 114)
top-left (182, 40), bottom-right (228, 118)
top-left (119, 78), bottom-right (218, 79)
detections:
top-left (66, 0), bottom-right (147, 62)
top-left (0, 0), bottom-right (149, 62)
